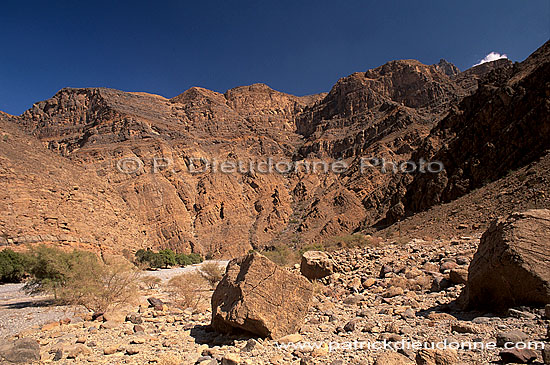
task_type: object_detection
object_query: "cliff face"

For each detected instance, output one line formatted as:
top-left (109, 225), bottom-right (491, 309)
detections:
top-left (385, 41), bottom-right (550, 223)
top-left (0, 112), bottom-right (149, 253)
top-left (3, 42), bottom-right (546, 257)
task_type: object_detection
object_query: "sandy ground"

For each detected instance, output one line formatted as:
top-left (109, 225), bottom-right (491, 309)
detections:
top-left (0, 260), bottom-right (228, 339)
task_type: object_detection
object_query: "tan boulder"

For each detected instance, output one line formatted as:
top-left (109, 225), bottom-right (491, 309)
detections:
top-left (300, 250), bottom-right (334, 280)
top-left (464, 209), bottom-right (550, 310)
top-left (211, 252), bottom-right (313, 339)
top-left (415, 349), bottom-right (459, 365)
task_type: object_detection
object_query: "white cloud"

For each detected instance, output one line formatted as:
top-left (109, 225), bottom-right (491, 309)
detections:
top-left (473, 52), bottom-right (508, 66)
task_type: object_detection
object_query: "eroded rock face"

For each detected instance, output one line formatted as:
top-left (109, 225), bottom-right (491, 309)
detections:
top-left (8, 55), bottom-right (493, 257)
top-left (390, 42), bottom-right (550, 223)
top-left (464, 209), bottom-right (550, 311)
top-left (5, 41), bottom-right (547, 257)
top-left (300, 250), bottom-right (334, 280)
top-left (211, 252), bottom-right (313, 339)
top-left (0, 113), bottom-right (148, 253)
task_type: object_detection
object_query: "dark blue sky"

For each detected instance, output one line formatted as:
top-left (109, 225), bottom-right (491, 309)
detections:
top-left (1, 0), bottom-right (549, 115)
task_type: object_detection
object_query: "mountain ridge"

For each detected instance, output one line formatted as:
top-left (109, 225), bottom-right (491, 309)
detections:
top-left (1, 43), bottom-right (548, 258)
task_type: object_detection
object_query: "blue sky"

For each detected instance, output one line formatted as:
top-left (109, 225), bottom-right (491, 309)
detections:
top-left (1, 0), bottom-right (549, 115)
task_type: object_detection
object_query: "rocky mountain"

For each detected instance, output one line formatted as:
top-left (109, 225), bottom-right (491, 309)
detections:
top-left (0, 112), bottom-right (149, 253)
top-left (1, 41), bottom-right (548, 258)
top-left (385, 41), bottom-right (550, 224)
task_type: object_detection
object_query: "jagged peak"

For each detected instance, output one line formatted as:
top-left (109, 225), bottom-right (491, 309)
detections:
top-left (436, 59), bottom-right (460, 76)
top-left (170, 86), bottom-right (226, 104)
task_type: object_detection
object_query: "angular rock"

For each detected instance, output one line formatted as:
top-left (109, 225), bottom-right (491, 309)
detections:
top-left (300, 251), bottom-right (334, 280)
top-left (147, 297), bottom-right (165, 311)
top-left (464, 210), bottom-right (550, 310)
top-left (496, 330), bottom-right (529, 347)
top-left (415, 349), bottom-right (459, 365)
top-left (0, 338), bottom-right (40, 363)
top-left (499, 348), bottom-right (538, 364)
top-left (126, 313), bottom-right (143, 324)
top-left (65, 344), bottom-right (92, 359)
top-left (374, 351), bottom-right (414, 364)
top-left (451, 322), bottom-right (480, 334)
top-left (448, 269), bottom-right (468, 285)
top-left (211, 252), bottom-right (313, 339)
top-left (221, 353), bottom-right (241, 365)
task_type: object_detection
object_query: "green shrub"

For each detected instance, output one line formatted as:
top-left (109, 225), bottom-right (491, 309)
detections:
top-left (187, 253), bottom-right (203, 264)
top-left (157, 249), bottom-right (177, 268)
top-left (136, 248), bottom-right (202, 269)
top-left (176, 253), bottom-right (192, 266)
top-left (0, 249), bottom-right (29, 283)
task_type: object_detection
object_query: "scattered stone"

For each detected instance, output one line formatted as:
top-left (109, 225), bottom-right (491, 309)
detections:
top-left (222, 353), bottom-right (241, 365)
top-left (211, 252), bottom-right (313, 339)
top-left (449, 269), bottom-right (468, 285)
top-left (499, 348), bottom-right (538, 363)
top-left (126, 313), bottom-right (143, 324)
top-left (496, 330), bottom-right (529, 347)
top-left (508, 308), bottom-right (536, 319)
top-left (542, 347), bottom-right (550, 364)
top-left (125, 346), bottom-right (140, 355)
top-left (384, 286), bottom-right (404, 298)
top-left (451, 322), bottom-right (481, 334)
top-left (343, 318), bottom-right (361, 332)
top-left (103, 346), bottom-right (119, 355)
top-left (278, 333), bottom-right (303, 344)
top-left (147, 297), bottom-right (166, 311)
top-left (374, 351), bottom-right (414, 364)
top-left (415, 349), bottom-right (459, 365)
top-left (430, 276), bottom-right (451, 292)
top-left (363, 278), bottom-right (376, 288)
top-left (65, 344), bottom-right (92, 359)
top-left (100, 320), bottom-right (120, 330)
top-left (300, 251), bottom-right (334, 280)
top-left (41, 321), bottom-right (59, 331)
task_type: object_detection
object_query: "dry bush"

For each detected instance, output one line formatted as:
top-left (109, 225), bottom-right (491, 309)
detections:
top-left (260, 245), bottom-right (299, 266)
top-left (141, 275), bottom-right (162, 289)
top-left (24, 245), bottom-right (139, 313)
top-left (199, 262), bottom-right (225, 287)
top-left (64, 256), bottom-right (139, 313)
top-left (167, 272), bottom-right (209, 311)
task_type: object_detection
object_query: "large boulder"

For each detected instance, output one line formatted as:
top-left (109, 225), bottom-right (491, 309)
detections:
top-left (0, 338), bottom-right (40, 363)
top-left (463, 209), bottom-right (550, 311)
top-left (300, 250), bottom-right (334, 280)
top-left (211, 252), bottom-right (313, 339)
